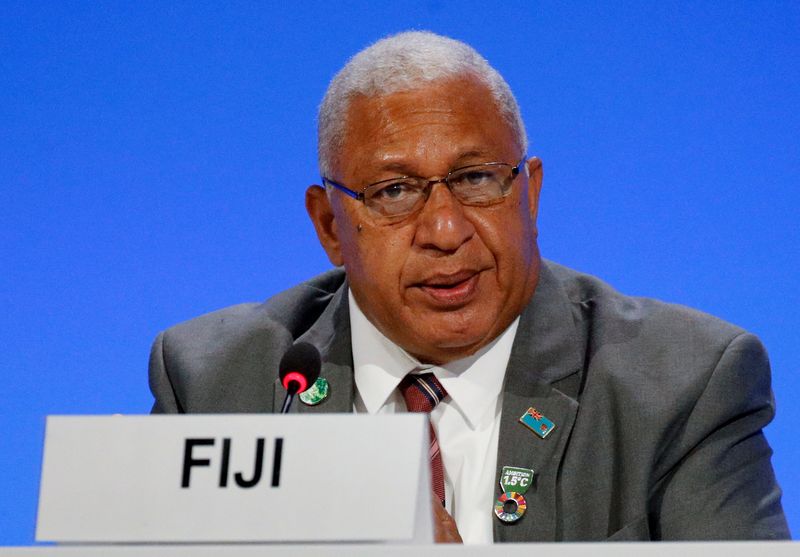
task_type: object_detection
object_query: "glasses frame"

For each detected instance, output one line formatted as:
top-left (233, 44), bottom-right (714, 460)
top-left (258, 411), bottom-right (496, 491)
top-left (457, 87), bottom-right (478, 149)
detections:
top-left (321, 156), bottom-right (527, 218)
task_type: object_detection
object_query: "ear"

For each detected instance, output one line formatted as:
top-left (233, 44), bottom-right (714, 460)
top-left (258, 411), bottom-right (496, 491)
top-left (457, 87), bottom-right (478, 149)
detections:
top-left (305, 185), bottom-right (344, 266)
top-left (525, 156), bottom-right (543, 228)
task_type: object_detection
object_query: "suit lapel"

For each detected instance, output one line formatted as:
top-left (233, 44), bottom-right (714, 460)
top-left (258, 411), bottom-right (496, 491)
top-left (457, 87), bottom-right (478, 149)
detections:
top-left (493, 262), bottom-right (585, 542)
top-left (271, 282), bottom-right (355, 414)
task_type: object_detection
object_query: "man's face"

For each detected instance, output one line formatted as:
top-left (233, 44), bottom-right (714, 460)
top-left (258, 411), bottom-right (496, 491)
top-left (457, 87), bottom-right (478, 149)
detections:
top-left (307, 76), bottom-right (543, 364)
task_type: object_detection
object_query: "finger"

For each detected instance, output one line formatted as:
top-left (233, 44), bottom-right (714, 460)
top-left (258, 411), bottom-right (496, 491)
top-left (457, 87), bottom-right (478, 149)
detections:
top-left (430, 492), bottom-right (463, 544)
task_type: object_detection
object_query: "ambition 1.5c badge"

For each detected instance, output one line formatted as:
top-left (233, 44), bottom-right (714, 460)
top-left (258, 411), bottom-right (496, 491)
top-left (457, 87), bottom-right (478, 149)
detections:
top-left (494, 466), bottom-right (534, 524)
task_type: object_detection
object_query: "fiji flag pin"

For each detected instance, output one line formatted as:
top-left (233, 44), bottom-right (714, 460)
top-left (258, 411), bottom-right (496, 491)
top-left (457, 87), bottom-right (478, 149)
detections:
top-left (519, 406), bottom-right (555, 439)
top-left (299, 377), bottom-right (329, 406)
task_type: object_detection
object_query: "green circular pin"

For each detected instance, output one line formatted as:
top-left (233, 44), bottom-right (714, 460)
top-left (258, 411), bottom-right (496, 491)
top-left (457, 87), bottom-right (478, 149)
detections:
top-left (299, 377), bottom-right (329, 406)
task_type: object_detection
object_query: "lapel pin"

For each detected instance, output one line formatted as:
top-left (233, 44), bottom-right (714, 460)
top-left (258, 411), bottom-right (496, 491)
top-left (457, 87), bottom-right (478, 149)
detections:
top-left (299, 377), bottom-right (329, 406)
top-left (494, 466), bottom-right (534, 523)
top-left (519, 407), bottom-right (555, 439)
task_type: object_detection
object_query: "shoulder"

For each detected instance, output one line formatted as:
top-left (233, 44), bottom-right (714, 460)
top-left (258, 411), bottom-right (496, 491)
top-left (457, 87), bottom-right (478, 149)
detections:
top-left (150, 269), bottom-right (346, 412)
top-left (543, 260), bottom-right (769, 416)
top-left (546, 260), bottom-right (748, 361)
top-left (160, 268), bottom-right (347, 351)
top-left (545, 260), bottom-right (773, 444)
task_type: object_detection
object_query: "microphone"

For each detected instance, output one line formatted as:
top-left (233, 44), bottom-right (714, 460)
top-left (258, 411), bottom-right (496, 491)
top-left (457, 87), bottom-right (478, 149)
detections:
top-left (278, 342), bottom-right (321, 414)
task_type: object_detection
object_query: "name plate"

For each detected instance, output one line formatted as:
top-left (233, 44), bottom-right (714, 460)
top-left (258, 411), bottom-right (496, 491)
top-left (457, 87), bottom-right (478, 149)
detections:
top-left (36, 414), bottom-right (432, 544)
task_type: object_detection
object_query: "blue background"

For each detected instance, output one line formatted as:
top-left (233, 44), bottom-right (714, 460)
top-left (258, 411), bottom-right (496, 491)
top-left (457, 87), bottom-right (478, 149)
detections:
top-left (2, 1), bottom-right (798, 544)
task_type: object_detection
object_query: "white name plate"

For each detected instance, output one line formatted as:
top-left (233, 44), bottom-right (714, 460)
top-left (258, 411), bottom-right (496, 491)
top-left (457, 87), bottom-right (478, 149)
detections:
top-left (36, 414), bottom-right (432, 544)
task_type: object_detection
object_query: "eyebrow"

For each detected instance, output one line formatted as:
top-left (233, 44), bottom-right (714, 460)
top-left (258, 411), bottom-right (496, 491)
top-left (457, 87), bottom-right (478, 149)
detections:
top-left (373, 149), bottom-right (496, 175)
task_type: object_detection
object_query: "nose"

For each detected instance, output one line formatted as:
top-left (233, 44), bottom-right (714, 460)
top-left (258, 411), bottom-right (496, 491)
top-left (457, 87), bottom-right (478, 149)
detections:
top-left (413, 182), bottom-right (475, 254)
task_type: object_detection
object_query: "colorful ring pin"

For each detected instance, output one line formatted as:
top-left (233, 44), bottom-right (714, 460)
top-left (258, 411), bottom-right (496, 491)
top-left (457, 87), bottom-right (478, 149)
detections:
top-left (299, 377), bottom-right (329, 406)
top-left (494, 491), bottom-right (527, 523)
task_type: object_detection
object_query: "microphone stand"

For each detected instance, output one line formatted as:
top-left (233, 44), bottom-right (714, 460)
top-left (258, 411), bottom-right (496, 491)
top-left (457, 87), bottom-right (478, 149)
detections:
top-left (280, 382), bottom-right (300, 414)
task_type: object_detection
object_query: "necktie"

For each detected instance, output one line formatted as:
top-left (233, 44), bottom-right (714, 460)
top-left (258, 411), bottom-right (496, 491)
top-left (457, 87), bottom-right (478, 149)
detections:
top-left (398, 372), bottom-right (448, 505)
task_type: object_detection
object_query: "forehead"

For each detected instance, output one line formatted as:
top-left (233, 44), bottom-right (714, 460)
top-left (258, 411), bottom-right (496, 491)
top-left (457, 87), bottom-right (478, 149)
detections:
top-left (335, 76), bottom-right (519, 178)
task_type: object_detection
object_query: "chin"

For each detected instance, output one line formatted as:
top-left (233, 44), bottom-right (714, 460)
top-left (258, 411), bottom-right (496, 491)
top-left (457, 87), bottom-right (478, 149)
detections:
top-left (394, 306), bottom-right (500, 362)
top-left (409, 330), bottom-right (490, 364)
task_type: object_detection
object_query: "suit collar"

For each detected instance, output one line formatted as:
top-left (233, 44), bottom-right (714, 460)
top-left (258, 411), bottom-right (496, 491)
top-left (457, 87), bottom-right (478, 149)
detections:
top-left (506, 260), bottom-right (584, 394)
top-left (271, 260), bottom-right (586, 406)
top-left (494, 260), bottom-right (586, 542)
top-left (271, 276), bottom-right (355, 414)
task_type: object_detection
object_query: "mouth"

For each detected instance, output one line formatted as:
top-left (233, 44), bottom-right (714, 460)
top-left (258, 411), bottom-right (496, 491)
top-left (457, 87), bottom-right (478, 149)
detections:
top-left (412, 270), bottom-right (482, 307)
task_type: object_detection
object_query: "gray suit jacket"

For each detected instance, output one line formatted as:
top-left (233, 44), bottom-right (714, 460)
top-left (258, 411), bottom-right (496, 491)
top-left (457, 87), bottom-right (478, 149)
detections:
top-left (149, 261), bottom-right (790, 541)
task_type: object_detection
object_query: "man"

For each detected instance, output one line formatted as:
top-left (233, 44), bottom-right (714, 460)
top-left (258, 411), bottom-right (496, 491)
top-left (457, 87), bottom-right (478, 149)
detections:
top-left (149, 31), bottom-right (790, 542)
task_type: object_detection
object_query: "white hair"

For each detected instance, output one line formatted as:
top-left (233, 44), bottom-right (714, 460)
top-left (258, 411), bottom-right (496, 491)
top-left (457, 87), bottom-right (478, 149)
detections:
top-left (317, 31), bottom-right (528, 177)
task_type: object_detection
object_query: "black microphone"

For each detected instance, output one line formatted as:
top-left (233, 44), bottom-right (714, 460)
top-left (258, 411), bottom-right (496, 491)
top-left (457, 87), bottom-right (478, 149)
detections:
top-left (278, 342), bottom-right (321, 414)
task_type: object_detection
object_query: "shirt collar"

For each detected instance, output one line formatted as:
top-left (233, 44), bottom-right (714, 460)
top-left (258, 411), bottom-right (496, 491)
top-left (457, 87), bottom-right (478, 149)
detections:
top-left (350, 291), bottom-right (519, 428)
top-left (350, 292), bottom-right (417, 414)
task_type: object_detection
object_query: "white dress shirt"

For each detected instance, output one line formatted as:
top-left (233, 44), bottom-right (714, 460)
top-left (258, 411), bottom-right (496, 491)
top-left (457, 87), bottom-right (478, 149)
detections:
top-left (349, 292), bottom-right (520, 544)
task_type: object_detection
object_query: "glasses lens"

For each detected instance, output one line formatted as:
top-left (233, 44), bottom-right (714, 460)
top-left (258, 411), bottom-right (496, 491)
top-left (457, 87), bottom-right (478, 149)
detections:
top-left (448, 164), bottom-right (514, 205)
top-left (363, 178), bottom-right (427, 218)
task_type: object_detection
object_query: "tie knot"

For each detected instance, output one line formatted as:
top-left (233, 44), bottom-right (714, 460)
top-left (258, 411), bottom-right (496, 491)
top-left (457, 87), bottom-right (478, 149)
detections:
top-left (399, 372), bottom-right (448, 413)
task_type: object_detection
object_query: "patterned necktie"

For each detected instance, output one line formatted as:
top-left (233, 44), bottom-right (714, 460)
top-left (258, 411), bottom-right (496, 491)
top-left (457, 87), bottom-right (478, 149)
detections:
top-left (398, 372), bottom-right (448, 505)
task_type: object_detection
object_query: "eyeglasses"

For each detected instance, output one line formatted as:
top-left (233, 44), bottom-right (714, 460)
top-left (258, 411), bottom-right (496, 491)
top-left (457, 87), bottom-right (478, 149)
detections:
top-left (321, 156), bottom-right (527, 222)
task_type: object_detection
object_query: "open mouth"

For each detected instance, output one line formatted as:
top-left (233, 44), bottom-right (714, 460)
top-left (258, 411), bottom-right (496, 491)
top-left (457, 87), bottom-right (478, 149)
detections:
top-left (415, 271), bottom-right (481, 306)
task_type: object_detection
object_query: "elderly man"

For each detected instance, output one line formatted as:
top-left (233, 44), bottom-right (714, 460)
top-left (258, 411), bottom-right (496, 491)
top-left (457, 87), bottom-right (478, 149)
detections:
top-left (149, 31), bottom-right (789, 542)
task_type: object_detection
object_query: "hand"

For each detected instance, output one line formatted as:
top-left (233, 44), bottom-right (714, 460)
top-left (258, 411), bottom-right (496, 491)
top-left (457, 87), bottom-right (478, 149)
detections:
top-left (431, 492), bottom-right (462, 543)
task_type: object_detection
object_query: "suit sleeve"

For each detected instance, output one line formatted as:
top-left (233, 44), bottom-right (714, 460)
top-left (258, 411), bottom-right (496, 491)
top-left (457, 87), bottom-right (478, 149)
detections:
top-left (148, 331), bottom-right (182, 414)
top-left (652, 332), bottom-right (790, 539)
